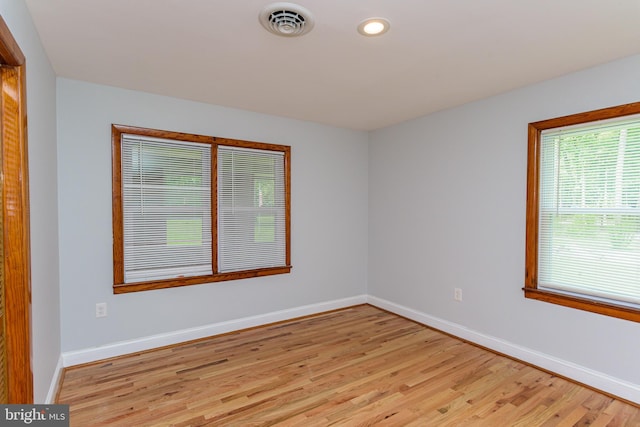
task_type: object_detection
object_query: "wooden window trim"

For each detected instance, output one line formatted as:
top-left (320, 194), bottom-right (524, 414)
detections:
top-left (524, 101), bottom-right (640, 323)
top-left (112, 125), bottom-right (291, 294)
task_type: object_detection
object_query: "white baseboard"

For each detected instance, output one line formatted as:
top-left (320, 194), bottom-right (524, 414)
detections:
top-left (45, 355), bottom-right (64, 404)
top-left (61, 295), bottom-right (367, 368)
top-left (366, 295), bottom-right (640, 405)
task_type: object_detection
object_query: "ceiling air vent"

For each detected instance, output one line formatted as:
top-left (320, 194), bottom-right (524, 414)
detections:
top-left (259, 3), bottom-right (314, 37)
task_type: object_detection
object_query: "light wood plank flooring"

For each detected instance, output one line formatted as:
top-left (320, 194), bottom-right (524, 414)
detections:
top-left (57, 305), bottom-right (640, 426)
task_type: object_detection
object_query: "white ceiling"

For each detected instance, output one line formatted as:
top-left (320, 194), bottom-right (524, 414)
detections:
top-left (24, 0), bottom-right (640, 131)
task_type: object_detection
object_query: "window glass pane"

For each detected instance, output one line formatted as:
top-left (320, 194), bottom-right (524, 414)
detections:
top-left (122, 136), bottom-right (212, 282)
top-left (167, 219), bottom-right (203, 246)
top-left (255, 215), bottom-right (275, 243)
top-left (218, 146), bottom-right (286, 272)
top-left (538, 116), bottom-right (640, 305)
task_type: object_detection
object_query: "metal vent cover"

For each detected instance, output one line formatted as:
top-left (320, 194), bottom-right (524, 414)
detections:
top-left (259, 2), bottom-right (314, 37)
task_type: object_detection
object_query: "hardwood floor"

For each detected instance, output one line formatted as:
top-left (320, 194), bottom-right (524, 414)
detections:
top-left (57, 305), bottom-right (640, 426)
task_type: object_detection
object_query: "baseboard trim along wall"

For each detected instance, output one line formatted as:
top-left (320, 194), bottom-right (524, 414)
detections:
top-left (367, 296), bottom-right (640, 405)
top-left (45, 355), bottom-right (64, 404)
top-left (57, 294), bottom-right (639, 405)
top-left (60, 295), bottom-right (368, 368)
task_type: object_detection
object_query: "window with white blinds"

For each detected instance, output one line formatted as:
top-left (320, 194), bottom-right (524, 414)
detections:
top-left (112, 124), bottom-right (291, 293)
top-left (526, 103), bottom-right (640, 322)
top-left (218, 146), bottom-right (286, 273)
top-left (538, 116), bottom-right (640, 306)
top-left (121, 135), bottom-right (212, 282)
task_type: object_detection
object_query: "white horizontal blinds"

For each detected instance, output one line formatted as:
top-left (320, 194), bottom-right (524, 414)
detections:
top-left (218, 145), bottom-right (286, 273)
top-left (538, 114), bottom-right (640, 305)
top-left (122, 135), bottom-right (212, 283)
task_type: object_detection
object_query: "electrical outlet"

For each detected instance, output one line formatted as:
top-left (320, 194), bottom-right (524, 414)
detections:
top-left (96, 302), bottom-right (107, 318)
top-left (454, 288), bottom-right (463, 302)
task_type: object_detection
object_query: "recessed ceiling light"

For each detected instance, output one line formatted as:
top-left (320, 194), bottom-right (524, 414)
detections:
top-left (357, 18), bottom-right (390, 36)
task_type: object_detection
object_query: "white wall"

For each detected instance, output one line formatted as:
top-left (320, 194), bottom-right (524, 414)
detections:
top-left (369, 55), bottom-right (640, 395)
top-left (56, 78), bottom-right (368, 352)
top-left (0, 0), bottom-right (60, 403)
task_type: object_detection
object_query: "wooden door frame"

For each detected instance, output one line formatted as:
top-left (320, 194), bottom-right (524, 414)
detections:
top-left (0, 15), bottom-right (33, 403)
